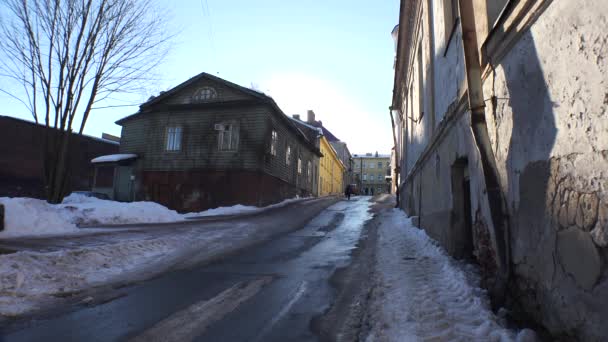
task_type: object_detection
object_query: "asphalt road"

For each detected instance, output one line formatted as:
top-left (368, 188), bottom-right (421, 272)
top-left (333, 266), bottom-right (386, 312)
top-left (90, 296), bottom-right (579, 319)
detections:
top-left (1, 197), bottom-right (373, 342)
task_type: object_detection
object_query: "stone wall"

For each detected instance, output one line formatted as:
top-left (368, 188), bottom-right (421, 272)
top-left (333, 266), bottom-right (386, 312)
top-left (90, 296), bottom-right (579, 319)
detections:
top-left (480, 0), bottom-right (608, 339)
top-left (395, 0), bottom-right (608, 338)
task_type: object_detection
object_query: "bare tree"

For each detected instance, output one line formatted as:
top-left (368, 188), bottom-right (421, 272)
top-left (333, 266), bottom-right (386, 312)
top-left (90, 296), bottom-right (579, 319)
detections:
top-left (0, 0), bottom-right (170, 203)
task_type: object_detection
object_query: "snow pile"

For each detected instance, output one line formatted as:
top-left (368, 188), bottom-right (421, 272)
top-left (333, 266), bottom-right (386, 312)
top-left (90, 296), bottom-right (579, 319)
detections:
top-left (0, 195), bottom-right (183, 238)
top-left (366, 208), bottom-right (535, 341)
top-left (60, 193), bottom-right (183, 226)
top-left (90, 153), bottom-right (137, 163)
top-left (185, 204), bottom-right (259, 218)
top-left (184, 196), bottom-right (310, 218)
top-left (0, 198), bottom-right (79, 237)
top-left (0, 195), bottom-right (311, 238)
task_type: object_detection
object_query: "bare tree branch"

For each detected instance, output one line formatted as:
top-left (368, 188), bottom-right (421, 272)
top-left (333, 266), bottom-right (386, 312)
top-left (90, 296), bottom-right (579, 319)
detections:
top-left (0, 0), bottom-right (171, 203)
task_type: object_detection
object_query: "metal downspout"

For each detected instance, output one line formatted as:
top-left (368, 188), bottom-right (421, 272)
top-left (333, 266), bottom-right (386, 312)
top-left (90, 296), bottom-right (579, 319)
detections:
top-left (458, 0), bottom-right (511, 308)
top-left (389, 108), bottom-right (400, 207)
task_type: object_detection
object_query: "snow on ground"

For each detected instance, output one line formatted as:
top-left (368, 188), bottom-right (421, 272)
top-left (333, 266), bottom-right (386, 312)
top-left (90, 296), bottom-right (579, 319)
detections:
top-left (366, 208), bottom-right (536, 342)
top-left (0, 195), bottom-right (310, 238)
top-left (0, 195), bottom-right (183, 238)
top-left (0, 223), bottom-right (252, 317)
top-left (0, 196), bottom-right (319, 318)
top-left (183, 196), bottom-right (311, 218)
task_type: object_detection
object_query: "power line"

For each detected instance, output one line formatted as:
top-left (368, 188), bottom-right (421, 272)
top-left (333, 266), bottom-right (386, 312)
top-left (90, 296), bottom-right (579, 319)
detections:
top-left (200, 0), bottom-right (218, 74)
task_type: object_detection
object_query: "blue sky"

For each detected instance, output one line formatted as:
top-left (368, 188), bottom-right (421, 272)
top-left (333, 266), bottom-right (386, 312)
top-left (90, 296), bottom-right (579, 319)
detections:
top-left (1, 0), bottom-right (399, 154)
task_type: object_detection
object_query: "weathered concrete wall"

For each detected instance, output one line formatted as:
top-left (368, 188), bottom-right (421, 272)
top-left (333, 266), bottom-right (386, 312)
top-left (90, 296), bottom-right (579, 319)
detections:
top-left (482, 1), bottom-right (608, 339)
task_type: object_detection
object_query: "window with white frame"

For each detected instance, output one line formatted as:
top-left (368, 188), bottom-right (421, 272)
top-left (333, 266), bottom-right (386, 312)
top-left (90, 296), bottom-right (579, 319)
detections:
top-left (297, 158), bottom-right (302, 174)
top-left (270, 130), bottom-right (278, 156)
top-left (216, 122), bottom-right (239, 151)
top-left (370, 162), bottom-right (374, 168)
top-left (370, 174), bottom-right (375, 181)
top-left (286, 145), bottom-right (291, 165)
top-left (363, 174), bottom-right (367, 181)
top-left (378, 162), bottom-right (383, 168)
top-left (165, 126), bottom-right (182, 151)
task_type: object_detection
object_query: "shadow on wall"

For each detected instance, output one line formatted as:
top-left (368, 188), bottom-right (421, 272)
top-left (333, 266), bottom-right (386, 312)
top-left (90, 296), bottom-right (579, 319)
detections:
top-left (499, 29), bottom-right (559, 324)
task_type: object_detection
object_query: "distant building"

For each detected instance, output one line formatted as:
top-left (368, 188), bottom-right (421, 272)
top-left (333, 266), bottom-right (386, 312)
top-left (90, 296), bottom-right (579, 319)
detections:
top-left (0, 115), bottom-right (119, 198)
top-left (101, 72), bottom-right (321, 212)
top-left (290, 113), bottom-right (345, 197)
top-left (352, 152), bottom-right (390, 195)
top-left (299, 110), bottom-right (353, 193)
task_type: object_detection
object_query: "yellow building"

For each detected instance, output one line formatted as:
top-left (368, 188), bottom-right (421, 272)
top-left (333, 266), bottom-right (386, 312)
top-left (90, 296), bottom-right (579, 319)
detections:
top-left (319, 136), bottom-right (345, 196)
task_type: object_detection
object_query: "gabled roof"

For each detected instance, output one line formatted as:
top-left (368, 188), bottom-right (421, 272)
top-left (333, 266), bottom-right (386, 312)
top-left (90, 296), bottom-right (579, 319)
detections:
top-left (139, 72), bottom-right (270, 109)
top-left (114, 72), bottom-right (321, 156)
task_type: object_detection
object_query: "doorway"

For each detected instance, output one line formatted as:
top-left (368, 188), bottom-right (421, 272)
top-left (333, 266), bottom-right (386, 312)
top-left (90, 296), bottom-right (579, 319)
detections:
top-left (451, 158), bottom-right (473, 259)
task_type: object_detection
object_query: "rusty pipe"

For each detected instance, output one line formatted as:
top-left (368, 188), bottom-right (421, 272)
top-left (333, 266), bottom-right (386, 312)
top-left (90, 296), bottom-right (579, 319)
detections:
top-left (458, 0), bottom-right (511, 309)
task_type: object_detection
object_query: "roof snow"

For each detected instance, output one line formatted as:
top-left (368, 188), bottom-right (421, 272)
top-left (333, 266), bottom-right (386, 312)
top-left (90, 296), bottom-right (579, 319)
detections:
top-left (91, 153), bottom-right (137, 163)
top-left (288, 116), bottom-right (323, 135)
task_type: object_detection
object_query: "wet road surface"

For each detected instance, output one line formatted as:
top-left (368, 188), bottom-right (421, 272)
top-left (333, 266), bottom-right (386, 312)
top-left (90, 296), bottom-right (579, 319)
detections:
top-left (2, 197), bottom-right (372, 342)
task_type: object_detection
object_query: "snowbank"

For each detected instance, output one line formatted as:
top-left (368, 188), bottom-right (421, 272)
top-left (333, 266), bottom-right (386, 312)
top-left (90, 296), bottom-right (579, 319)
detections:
top-left (0, 195), bottom-right (310, 238)
top-left (366, 208), bottom-right (535, 341)
top-left (0, 198), bottom-right (79, 237)
top-left (0, 195), bottom-right (183, 238)
top-left (184, 196), bottom-right (310, 218)
top-left (60, 193), bottom-right (183, 226)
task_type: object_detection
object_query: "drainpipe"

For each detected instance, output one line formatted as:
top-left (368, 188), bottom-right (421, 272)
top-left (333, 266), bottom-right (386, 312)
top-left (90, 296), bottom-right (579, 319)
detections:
top-left (389, 107), bottom-right (400, 207)
top-left (458, 0), bottom-right (510, 308)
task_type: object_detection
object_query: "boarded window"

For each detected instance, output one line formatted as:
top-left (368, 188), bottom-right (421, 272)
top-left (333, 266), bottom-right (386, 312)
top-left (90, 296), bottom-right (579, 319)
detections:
top-left (217, 123), bottom-right (239, 151)
top-left (166, 126), bottom-right (182, 151)
top-left (270, 130), bottom-right (278, 156)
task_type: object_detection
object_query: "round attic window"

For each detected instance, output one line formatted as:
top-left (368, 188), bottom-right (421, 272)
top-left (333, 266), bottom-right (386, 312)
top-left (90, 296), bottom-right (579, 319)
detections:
top-left (192, 87), bottom-right (218, 102)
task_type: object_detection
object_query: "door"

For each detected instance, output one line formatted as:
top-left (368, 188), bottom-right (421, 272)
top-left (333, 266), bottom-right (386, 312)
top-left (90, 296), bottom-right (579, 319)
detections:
top-left (115, 166), bottom-right (134, 202)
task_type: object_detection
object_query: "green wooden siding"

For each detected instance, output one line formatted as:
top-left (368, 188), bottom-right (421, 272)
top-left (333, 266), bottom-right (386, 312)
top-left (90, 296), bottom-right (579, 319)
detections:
top-left (118, 75), bottom-right (319, 195)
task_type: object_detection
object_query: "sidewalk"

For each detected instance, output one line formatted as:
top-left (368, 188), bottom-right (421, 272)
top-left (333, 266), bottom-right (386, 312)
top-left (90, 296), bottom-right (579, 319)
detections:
top-left (0, 197), bottom-right (339, 321)
top-left (363, 204), bottom-right (535, 341)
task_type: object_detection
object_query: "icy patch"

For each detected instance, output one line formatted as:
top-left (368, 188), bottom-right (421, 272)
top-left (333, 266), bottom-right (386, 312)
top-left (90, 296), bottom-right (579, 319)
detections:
top-left (0, 227), bottom-right (239, 317)
top-left (366, 208), bottom-right (532, 341)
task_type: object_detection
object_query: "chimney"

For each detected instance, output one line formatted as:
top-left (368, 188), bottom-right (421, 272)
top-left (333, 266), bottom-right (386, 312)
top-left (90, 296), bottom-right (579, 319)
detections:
top-left (307, 110), bottom-right (315, 124)
top-left (293, 114), bottom-right (300, 120)
top-left (375, 151), bottom-right (379, 157)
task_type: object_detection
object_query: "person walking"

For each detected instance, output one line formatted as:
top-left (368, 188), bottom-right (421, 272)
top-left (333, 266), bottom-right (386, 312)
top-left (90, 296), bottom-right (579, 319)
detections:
top-left (344, 184), bottom-right (352, 200)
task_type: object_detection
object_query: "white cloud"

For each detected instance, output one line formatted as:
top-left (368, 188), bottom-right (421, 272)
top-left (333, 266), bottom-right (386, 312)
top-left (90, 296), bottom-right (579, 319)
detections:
top-left (260, 72), bottom-right (392, 154)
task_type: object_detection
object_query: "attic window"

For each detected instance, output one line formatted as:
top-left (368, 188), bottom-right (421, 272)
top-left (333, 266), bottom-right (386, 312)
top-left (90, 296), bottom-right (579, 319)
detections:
top-left (192, 87), bottom-right (218, 102)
